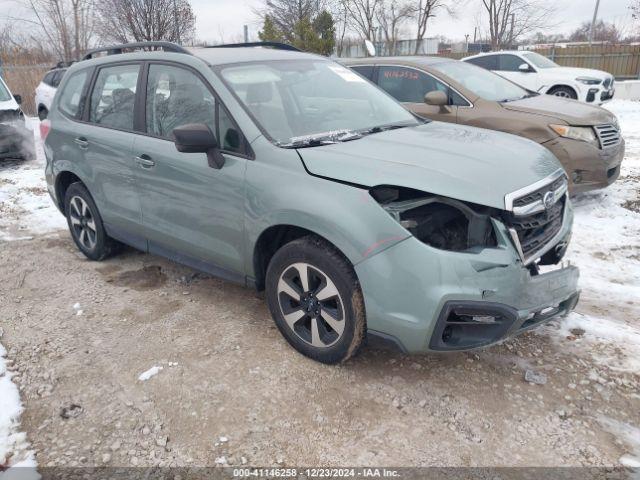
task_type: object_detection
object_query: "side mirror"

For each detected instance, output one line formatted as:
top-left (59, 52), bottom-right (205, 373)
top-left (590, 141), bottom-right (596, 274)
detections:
top-left (14, 94), bottom-right (22, 105)
top-left (518, 63), bottom-right (531, 73)
top-left (424, 90), bottom-right (448, 107)
top-left (172, 123), bottom-right (225, 169)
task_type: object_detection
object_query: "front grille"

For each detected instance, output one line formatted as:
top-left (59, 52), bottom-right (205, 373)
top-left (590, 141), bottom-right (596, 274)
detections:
top-left (595, 124), bottom-right (621, 148)
top-left (512, 176), bottom-right (565, 209)
top-left (508, 198), bottom-right (565, 261)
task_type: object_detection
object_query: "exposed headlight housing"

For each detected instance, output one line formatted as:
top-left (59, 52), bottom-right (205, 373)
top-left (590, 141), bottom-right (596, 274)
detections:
top-left (576, 76), bottom-right (602, 85)
top-left (370, 186), bottom-right (497, 252)
top-left (549, 124), bottom-right (598, 146)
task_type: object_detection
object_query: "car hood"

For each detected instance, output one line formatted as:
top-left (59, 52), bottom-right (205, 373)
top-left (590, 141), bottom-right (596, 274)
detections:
top-left (541, 66), bottom-right (611, 80)
top-left (502, 94), bottom-right (615, 125)
top-left (298, 122), bottom-right (562, 210)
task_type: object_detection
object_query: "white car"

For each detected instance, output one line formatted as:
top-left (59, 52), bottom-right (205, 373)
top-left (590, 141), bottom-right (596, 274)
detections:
top-left (0, 75), bottom-right (35, 159)
top-left (34, 66), bottom-right (67, 120)
top-left (462, 51), bottom-right (615, 104)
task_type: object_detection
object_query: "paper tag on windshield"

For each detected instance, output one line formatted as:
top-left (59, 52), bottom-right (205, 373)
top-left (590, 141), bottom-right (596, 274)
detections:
top-left (328, 65), bottom-right (365, 83)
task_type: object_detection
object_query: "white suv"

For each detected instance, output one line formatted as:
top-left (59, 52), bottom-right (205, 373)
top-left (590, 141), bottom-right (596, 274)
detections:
top-left (462, 51), bottom-right (614, 104)
top-left (34, 66), bottom-right (67, 120)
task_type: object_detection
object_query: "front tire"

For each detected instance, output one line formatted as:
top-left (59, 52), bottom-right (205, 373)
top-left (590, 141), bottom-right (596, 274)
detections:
top-left (548, 86), bottom-right (578, 100)
top-left (266, 236), bottom-right (366, 364)
top-left (64, 182), bottom-right (118, 261)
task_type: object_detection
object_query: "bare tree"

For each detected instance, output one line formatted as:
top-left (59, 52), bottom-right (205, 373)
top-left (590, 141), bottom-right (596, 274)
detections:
top-left (20, 0), bottom-right (95, 61)
top-left (632, 0), bottom-right (640, 20)
top-left (409, 0), bottom-right (452, 53)
top-left (480, 0), bottom-right (555, 49)
top-left (376, 0), bottom-right (412, 54)
top-left (569, 20), bottom-right (622, 43)
top-left (340, 0), bottom-right (381, 40)
top-left (95, 0), bottom-right (196, 45)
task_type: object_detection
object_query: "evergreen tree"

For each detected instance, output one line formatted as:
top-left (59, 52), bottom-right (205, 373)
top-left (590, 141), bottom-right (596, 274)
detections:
top-left (259, 15), bottom-right (285, 43)
top-left (313, 10), bottom-right (336, 56)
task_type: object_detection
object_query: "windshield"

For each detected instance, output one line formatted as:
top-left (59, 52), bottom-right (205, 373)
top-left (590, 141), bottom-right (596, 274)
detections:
top-left (219, 60), bottom-right (419, 146)
top-left (522, 52), bottom-right (558, 69)
top-left (432, 61), bottom-right (530, 102)
top-left (0, 78), bottom-right (12, 102)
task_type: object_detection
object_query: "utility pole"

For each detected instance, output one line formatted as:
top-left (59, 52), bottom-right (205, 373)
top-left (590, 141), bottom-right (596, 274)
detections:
top-left (589, 0), bottom-right (601, 45)
top-left (509, 13), bottom-right (515, 47)
top-left (244, 25), bottom-right (249, 43)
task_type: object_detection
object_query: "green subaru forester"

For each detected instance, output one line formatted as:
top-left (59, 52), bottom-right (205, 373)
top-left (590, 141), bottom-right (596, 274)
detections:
top-left (43, 42), bottom-right (579, 364)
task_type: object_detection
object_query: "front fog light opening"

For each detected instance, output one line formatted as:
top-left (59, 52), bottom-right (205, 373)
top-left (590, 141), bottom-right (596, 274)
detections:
top-left (430, 302), bottom-right (518, 351)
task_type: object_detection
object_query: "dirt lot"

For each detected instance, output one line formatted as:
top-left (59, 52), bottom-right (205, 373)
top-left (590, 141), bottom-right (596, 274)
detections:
top-left (0, 231), bottom-right (638, 469)
top-left (1, 102), bottom-right (640, 471)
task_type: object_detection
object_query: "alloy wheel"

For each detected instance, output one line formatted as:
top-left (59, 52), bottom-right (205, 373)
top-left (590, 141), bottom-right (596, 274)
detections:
top-left (69, 196), bottom-right (97, 251)
top-left (277, 262), bottom-right (345, 348)
top-left (553, 91), bottom-right (572, 98)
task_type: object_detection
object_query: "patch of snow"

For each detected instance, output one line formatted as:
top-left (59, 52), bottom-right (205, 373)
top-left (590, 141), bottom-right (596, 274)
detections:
top-left (0, 342), bottom-right (37, 473)
top-left (138, 366), bottom-right (163, 381)
top-left (0, 117), bottom-right (66, 241)
top-left (598, 416), bottom-right (640, 468)
top-left (542, 100), bottom-right (640, 372)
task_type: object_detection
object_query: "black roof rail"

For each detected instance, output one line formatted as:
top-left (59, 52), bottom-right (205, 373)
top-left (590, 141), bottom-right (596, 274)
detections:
top-left (82, 41), bottom-right (191, 61)
top-left (207, 41), bottom-right (300, 52)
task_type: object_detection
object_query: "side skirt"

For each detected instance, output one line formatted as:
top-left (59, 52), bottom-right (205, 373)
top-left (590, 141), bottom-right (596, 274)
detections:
top-left (104, 222), bottom-right (247, 287)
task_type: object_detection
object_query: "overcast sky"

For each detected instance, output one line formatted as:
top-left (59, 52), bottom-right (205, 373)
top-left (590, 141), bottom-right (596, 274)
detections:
top-left (192, 0), bottom-right (636, 45)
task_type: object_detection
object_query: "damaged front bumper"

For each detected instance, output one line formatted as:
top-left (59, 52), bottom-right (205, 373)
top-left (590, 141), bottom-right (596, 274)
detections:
top-left (355, 204), bottom-right (579, 353)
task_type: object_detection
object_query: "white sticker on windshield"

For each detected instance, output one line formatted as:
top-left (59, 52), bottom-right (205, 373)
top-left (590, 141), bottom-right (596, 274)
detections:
top-left (328, 64), bottom-right (366, 83)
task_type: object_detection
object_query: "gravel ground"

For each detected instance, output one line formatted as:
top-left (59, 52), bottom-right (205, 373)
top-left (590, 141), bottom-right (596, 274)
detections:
top-left (0, 232), bottom-right (638, 469)
top-left (1, 105), bottom-right (639, 471)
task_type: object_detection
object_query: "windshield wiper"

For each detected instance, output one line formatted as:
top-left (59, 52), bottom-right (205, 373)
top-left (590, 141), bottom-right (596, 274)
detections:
top-left (277, 122), bottom-right (417, 148)
top-left (356, 122), bottom-right (416, 138)
top-left (277, 137), bottom-right (338, 149)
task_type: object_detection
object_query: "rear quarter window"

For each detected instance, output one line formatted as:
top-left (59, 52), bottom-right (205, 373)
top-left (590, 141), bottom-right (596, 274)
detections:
top-left (349, 65), bottom-right (374, 80)
top-left (57, 70), bottom-right (89, 118)
top-left (43, 71), bottom-right (56, 86)
top-left (465, 55), bottom-right (498, 70)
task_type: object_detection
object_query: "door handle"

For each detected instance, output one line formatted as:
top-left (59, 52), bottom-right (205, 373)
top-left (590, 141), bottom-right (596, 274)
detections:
top-left (74, 137), bottom-right (89, 149)
top-left (135, 154), bottom-right (155, 168)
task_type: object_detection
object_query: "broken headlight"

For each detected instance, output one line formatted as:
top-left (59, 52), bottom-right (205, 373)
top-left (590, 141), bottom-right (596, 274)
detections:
top-left (371, 186), bottom-right (497, 252)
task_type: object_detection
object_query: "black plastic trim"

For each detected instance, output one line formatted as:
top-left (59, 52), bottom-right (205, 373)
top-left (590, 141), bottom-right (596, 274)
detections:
top-left (429, 301), bottom-right (518, 351)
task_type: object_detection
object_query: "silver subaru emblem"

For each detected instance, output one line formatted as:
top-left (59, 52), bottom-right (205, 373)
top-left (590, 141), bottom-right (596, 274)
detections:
top-left (543, 191), bottom-right (555, 210)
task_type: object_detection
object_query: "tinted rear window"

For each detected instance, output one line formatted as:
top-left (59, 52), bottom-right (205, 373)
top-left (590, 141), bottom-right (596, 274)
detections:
top-left (465, 55), bottom-right (498, 70)
top-left (349, 65), bottom-right (374, 80)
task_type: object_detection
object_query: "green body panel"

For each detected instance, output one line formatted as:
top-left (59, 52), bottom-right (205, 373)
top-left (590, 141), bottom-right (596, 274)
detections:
top-left (299, 121), bottom-right (560, 210)
top-left (44, 47), bottom-right (580, 354)
top-left (355, 205), bottom-right (577, 352)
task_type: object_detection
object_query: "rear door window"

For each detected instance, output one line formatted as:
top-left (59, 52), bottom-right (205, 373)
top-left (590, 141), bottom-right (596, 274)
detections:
top-left (498, 55), bottom-right (527, 72)
top-left (89, 64), bottom-right (140, 131)
top-left (58, 70), bottom-right (89, 118)
top-left (465, 55), bottom-right (498, 70)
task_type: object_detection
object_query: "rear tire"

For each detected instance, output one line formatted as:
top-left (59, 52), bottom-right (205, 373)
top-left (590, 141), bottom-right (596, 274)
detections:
top-left (548, 86), bottom-right (578, 100)
top-left (266, 236), bottom-right (366, 364)
top-left (64, 182), bottom-right (119, 261)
